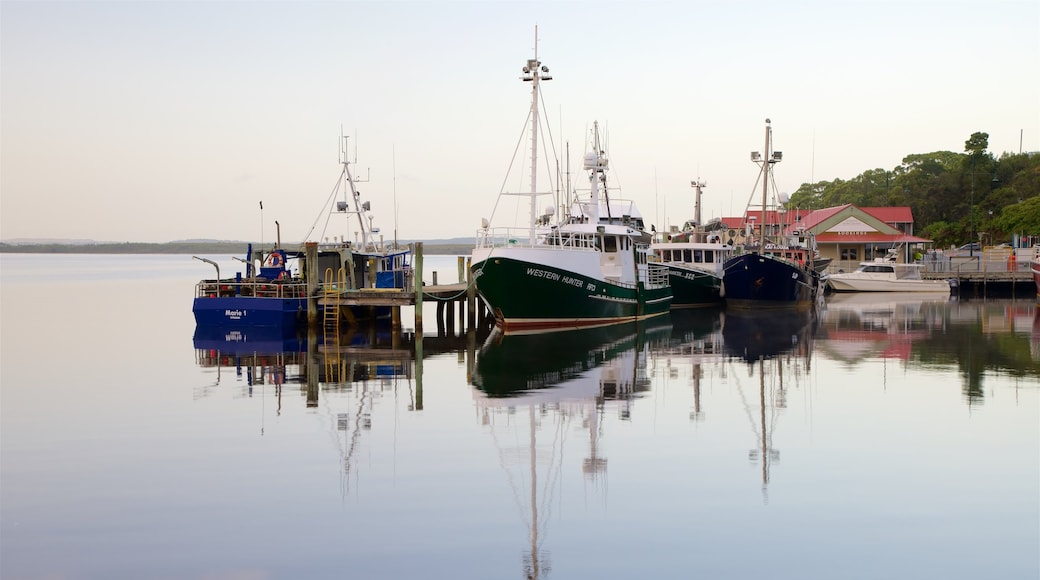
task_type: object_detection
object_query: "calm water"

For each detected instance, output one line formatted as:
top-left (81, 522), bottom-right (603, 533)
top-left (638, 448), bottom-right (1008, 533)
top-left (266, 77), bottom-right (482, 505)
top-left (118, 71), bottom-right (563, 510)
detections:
top-left (1, 254), bottom-right (1038, 580)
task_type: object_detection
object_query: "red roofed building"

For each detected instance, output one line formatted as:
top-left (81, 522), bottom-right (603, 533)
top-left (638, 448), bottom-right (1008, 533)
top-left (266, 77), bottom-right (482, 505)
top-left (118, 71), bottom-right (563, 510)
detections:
top-left (718, 204), bottom-right (931, 269)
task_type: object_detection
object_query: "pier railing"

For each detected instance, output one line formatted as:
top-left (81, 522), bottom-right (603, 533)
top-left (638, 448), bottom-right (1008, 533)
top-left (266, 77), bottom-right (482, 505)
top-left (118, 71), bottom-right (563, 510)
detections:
top-left (825, 247), bottom-right (1037, 276)
top-left (475, 227), bottom-right (599, 251)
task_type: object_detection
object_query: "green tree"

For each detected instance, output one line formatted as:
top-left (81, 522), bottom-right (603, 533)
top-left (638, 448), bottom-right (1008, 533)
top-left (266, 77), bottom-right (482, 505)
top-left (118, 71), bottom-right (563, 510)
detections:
top-left (964, 132), bottom-right (990, 158)
top-left (993, 196), bottom-right (1040, 240)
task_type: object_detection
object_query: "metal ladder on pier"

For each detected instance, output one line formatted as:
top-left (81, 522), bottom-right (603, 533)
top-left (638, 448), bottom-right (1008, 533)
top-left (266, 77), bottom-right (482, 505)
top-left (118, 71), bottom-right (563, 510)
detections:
top-left (322, 268), bottom-right (346, 383)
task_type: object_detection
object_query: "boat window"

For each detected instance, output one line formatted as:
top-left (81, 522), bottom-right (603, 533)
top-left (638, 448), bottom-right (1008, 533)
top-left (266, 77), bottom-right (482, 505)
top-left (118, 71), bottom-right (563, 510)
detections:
top-left (693, 250), bottom-right (703, 263)
top-left (704, 250), bottom-right (714, 262)
top-left (682, 249), bottom-right (691, 262)
top-left (603, 236), bottom-right (618, 253)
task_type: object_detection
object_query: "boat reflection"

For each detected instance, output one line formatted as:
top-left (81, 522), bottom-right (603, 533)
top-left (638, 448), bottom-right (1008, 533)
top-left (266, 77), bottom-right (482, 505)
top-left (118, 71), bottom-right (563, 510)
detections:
top-left (717, 308), bottom-right (817, 501)
top-left (193, 324), bottom-right (307, 399)
top-left (656, 308), bottom-right (725, 421)
top-left (722, 308), bottom-right (817, 362)
top-left (192, 321), bottom-right (420, 413)
top-left (1034, 307), bottom-right (1040, 362)
top-left (471, 318), bottom-right (672, 579)
top-left (818, 292), bottom-right (950, 365)
top-left (472, 318), bottom-right (671, 401)
top-left (194, 320), bottom-right (423, 494)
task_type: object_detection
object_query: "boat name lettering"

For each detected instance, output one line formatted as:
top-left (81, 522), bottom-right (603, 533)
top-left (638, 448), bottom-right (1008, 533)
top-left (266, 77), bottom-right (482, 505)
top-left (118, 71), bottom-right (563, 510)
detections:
top-left (224, 309), bottom-right (246, 320)
top-left (561, 275), bottom-right (585, 288)
top-left (526, 267), bottom-right (561, 281)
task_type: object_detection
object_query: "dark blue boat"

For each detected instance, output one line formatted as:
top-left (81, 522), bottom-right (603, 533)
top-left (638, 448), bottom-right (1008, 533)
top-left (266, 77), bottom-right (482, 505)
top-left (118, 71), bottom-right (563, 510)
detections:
top-left (192, 137), bottom-right (414, 330)
top-left (722, 119), bottom-right (822, 310)
top-left (722, 252), bottom-right (819, 310)
top-left (192, 245), bottom-right (308, 327)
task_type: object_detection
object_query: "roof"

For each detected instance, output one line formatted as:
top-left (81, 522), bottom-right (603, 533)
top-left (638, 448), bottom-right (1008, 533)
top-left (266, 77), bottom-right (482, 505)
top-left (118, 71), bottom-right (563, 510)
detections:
top-left (860, 206), bottom-right (914, 223)
top-left (722, 205), bottom-right (914, 231)
top-left (795, 205), bottom-right (850, 230)
top-left (814, 233), bottom-right (932, 244)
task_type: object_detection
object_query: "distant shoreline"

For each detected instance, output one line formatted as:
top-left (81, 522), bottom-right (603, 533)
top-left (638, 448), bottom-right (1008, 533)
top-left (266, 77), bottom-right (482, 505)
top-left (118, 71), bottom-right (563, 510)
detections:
top-left (0, 242), bottom-right (474, 255)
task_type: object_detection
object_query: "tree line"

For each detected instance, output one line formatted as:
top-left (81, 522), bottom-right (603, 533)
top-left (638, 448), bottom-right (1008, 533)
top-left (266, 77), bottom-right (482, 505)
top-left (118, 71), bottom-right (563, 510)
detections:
top-left (787, 132), bottom-right (1040, 248)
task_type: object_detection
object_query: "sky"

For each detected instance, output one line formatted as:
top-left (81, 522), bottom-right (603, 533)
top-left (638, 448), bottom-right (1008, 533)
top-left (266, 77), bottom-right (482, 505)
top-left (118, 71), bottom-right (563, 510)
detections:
top-left (2, 0), bottom-right (1038, 244)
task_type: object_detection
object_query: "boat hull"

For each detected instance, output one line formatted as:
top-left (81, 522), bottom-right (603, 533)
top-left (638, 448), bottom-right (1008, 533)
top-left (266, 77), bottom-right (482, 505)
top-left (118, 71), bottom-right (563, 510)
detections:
top-left (722, 253), bottom-right (818, 310)
top-left (826, 277), bottom-right (951, 293)
top-left (471, 251), bottom-right (671, 332)
top-left (665, 264), bottom-right (723, 307)
top-left (193, 296), bottom-right (306, 327)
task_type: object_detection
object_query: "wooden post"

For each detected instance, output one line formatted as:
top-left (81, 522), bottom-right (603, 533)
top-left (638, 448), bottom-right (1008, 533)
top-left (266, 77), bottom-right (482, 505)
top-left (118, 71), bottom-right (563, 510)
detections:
top-left (306, 324), bottom-right (319, 407)
top-left (457, 256), bottom-right (465, 282)
top-left (447, 300), bottom-right (456, 336)
top-left (414, 330), bottom-right (424, 411)
top-left (305, 242), bottom-right (319, 326)
top-left (466, 257), bottom-right (476, 332)
top-left (414, 242), bottom-right (423, 333)
top-left (457, 292), bottom-right (464, 334)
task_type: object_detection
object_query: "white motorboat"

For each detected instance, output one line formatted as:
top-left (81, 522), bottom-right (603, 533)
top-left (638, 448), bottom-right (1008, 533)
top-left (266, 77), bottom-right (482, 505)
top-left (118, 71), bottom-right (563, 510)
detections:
top-left (826, 259), bottom-right (952, 293)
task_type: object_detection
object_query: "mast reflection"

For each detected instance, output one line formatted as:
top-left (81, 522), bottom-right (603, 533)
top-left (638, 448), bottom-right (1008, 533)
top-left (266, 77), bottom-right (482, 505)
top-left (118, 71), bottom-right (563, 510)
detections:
top-left (471, 318), bottom-right (673, 579)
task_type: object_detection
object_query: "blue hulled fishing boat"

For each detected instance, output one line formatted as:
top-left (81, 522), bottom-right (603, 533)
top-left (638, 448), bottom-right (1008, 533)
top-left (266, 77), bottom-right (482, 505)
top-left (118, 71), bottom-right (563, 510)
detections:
top-left (722, 120), bottom-right (822, 310)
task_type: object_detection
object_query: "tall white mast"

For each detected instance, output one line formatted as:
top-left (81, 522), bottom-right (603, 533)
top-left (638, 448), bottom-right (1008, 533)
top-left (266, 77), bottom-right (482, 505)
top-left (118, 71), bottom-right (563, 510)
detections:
top-left (751, 119), bottom-right (781, 252)
top-left (522, 26), bottom-right (551, 244)
top-left (761, 120), bottom-right (770, 250)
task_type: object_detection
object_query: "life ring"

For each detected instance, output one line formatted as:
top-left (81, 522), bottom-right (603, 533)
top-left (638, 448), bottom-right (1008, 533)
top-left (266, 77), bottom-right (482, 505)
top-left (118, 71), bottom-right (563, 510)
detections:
top-left (265, 253), bottom-right (283, 268)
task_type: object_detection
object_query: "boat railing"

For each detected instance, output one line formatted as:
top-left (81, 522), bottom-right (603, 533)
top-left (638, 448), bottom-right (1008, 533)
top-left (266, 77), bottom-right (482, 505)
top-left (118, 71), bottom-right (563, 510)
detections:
top-left (195, 278), bottom-right (309, 299)
top-left (475, 227), bottom-right (599, 251)
top-left (645, 262), bottom-right (670, 287)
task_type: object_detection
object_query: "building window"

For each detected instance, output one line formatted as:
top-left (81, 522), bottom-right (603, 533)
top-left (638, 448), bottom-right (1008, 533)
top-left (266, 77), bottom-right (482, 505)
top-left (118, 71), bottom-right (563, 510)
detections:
top-left (841, 248), bottom-right (858, 261)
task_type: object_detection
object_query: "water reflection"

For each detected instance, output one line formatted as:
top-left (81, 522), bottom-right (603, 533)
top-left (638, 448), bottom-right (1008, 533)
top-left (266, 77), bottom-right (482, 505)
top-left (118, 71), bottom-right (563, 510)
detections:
top-left (721, 309), bottom-right (817, 501)
top-left (722, 309), bottom-right (817, 363)
top-left (178, 299), bottom-right (1037, 578)
top-left (817, 295), bottom-right (1040, 402)
top-left (471, 318), bottom-right (672, 579)
top-left (193, 324), bottom-right (307, 401)
top-left (818, 292), bottom-right (950, 365)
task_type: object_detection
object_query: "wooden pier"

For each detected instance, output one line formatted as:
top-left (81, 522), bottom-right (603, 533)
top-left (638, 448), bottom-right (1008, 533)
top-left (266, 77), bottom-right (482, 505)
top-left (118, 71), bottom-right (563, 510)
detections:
top-left (922, 269), bottom-right (1034, 297)
top-left (311, 242), bottom-right (491, 334)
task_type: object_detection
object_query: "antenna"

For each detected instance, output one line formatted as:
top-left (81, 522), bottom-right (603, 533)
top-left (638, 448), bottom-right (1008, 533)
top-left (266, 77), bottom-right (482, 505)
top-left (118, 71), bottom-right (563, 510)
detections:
top-left (393, 144), bottom-right (399, 247)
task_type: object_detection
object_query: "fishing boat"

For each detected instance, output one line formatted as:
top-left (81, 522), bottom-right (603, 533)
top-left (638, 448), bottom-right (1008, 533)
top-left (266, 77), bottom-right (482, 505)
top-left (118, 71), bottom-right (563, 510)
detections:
top-left (469, 38), bottom-right (671, 332)
top-left (192, 242), bottom-right (308, 327)
top-left (722, 119), bottom-right (822, 310)
top-left (826, 258), bottom-right (952, 293)
top-left (192, 136), bottom-right (412, 328)
top-left (650, 181), bottom-right (734, 307)
top-left (303, 135), bottom-right (413, 300)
